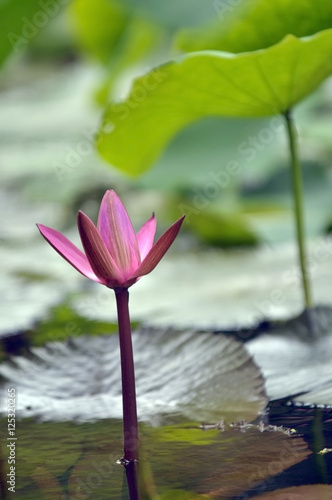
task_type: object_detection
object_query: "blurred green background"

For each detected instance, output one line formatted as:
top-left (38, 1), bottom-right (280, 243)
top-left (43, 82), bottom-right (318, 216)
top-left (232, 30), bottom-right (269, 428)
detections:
top-left (1, 0), bottom-right (332, 333)
top-left (2, 4), bottom-right (332, 498)
top-left (2, 0), bottom-right (332, 245)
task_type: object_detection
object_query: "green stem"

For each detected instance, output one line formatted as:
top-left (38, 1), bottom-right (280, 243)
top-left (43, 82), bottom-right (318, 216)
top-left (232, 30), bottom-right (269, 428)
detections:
top-left (284, 110), bottom-right (313, 310)
top-left (114, 288), bottom-right (139, 464)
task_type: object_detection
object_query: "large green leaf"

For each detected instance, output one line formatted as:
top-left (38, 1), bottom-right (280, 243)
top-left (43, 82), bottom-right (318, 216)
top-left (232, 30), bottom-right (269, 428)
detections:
top-left (176, 0), bottom-right (332, 53)
top-left (97, 29), bottom-right (332, 175)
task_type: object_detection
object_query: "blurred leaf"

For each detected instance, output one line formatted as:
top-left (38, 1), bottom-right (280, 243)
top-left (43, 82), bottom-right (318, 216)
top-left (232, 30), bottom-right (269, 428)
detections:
top-left (94, 16), bottom-right (163, 106)
top-left (0, 0), bottom-right (66, 66)
top-left (24, 10), bottom-right (74, 61)
top-left (105, 15), bottom-right (162, 73)
top-left (183, 207), bottom-right (259, 247)
top-left (98, 29), bottom-right (332, 175)
top-left (0, 304), bottom-right (122, 364)
top-left (68, 0), bottom-right (164, 106)
top-left (68, 0), bottom-right (128, 64)
top-left (32, 303), bottom-right (122, 346)
top-left (176, 0), bottom-right (332, 53)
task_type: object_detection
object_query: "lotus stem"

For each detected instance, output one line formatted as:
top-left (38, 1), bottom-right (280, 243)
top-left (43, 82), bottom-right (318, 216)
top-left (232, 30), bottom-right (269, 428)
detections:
top-left (114, 288), bottom-right (139, 464)
top-left (284, 109), bottom-right (313, 311)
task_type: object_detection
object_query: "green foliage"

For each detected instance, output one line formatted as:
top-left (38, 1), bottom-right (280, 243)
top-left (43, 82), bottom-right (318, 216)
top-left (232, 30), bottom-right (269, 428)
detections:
top-left (32, 304), bottom-right (120, 346)
top-left (68, 0), bottom-right (164, 105)
top-left (176, 0), bottom-right (332, 53)
top-left (0, 0), bottom-right (66, 66)
top-left (172, 189), bottom-right (260, 246)
top-left (186, 209), bottom-right (259, 247)
top-left (94, 16), bottom-right (163, 106)
top-left (68, 0), bottom-right (127, 64)
top-left (97, 29), bottom-right (332, 175)
top-left (0, 304), bottom-right (126, 363)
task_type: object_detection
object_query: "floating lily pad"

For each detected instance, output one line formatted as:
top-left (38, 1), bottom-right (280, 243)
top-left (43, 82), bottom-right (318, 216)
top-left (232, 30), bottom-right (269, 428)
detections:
top-left (247, 307), bottom-right (332, 404)
top-left (176, 0), bottom-right (332, 53)
top-left (0, 328), bottom-right (267, 423)
top-left (98, 29), bottom-right (332, 175)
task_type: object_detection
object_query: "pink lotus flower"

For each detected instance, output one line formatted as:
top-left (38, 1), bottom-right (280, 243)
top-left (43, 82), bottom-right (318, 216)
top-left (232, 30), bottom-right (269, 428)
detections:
top-left (37, 190), bottom-right (185, 289)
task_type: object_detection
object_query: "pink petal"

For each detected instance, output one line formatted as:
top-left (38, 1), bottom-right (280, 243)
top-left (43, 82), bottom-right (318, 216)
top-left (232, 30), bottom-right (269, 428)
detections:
top-left (97, 190), bottom-right (140, 275)
top-left (131, 216), bottom-right (185, 279)
top-left (78, 211), bottom-right (124, 286)
top-left (37, 223), bottom-right (105, 284)
top-left (136, 214), bottom-right (157, 260)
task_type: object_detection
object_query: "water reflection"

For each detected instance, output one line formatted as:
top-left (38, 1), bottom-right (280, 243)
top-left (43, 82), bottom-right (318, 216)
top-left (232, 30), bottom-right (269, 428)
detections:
top-left (123, 461), bottom-right (140, 500)
top-left (241, 400), bottom-right (332, 498)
